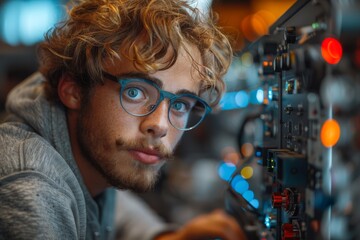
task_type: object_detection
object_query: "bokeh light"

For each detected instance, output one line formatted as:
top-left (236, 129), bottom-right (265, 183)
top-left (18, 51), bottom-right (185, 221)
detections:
top-left (220, 91), bottom-right (249, 110)
top-left (218, 162), bottom-right (237, 181)
top-left (320, 119), bottom-right (341, 148)
top-left (1, 1), bottom-right (60, 46)
top-left (241, 52), bottom-right (254, 67)
top-left (241, 166), bottom-right (254, 179)
top-left (235, 91), bottom-right (249, 108)
top-left (321, 37), bottom-right (343, 65)
top-left (242, 190), bottom-right (255, 202)
top-left (256, 89), bottom-right (264, 103)
top-left (221, 146), bottom-right (241, 165)
top-left (231, 175), bottom-right (249, 194)
top-left (250, 199), bottom-right (260, 209)
top-left (241, 143), bottom-right (254, 158)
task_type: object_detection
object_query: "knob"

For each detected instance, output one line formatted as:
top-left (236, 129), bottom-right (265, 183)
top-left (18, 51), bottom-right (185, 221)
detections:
top-left (272, 190), bottom-right (290, 209)
top-left (282, 223), bottom-right (300, 240)
top-left (272, 188), bottom-right (300, 215)
top-left (272, 192), bottom-right (285, 208)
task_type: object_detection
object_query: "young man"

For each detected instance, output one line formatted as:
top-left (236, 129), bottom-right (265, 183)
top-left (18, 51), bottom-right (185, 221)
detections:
top-left (0, 0), bottom-right (246, 239)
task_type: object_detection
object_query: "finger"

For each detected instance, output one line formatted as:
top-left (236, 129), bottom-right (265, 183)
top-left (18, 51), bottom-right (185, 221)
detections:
top-left (208, 210), bottom-right (247, 240)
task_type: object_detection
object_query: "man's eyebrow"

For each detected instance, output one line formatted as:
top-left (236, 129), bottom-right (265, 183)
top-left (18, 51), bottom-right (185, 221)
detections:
top-left (176, 89), bottom-right (199, 96)
top-left (117, 72), bottom-right (163, 88)
top-left (115, 71), bottom-right (200, 96)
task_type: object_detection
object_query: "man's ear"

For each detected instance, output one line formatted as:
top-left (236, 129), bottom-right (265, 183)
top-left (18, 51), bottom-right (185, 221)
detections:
top-left (58, 74), bottom-right (82, 110)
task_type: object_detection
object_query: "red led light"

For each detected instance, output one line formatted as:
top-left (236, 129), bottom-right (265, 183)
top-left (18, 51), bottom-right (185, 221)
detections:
top-left (321, 37), bottom-right (343, 64)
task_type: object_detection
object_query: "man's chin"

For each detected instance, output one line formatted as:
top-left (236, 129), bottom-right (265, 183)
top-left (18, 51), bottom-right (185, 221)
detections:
top-left (112, 181), bottom-right (157, 193)
top-left (105, 172), bottom-right (159, 193)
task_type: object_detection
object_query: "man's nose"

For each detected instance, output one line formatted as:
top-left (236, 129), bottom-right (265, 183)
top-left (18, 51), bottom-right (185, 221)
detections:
top-left (140, 100), bottom-right (169, 138)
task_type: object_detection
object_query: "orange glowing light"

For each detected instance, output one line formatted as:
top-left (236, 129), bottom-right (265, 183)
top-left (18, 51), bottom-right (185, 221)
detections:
top-left (241, 143), bottom-right (254, 158)
top-left (251, 14), bottom-right (267, 36)
top-left (320, 119), bottom-right (341, 148)
top-left (241, 15), bottom-right (258, 41)
top-left (321, 37), bottom-right (343, 64)
top-left (241, 166), bottom-right (254, 179)
top-left (255, 10), bottom-right (276, 27)
top-left (222, 146), bottom-right (240, 165)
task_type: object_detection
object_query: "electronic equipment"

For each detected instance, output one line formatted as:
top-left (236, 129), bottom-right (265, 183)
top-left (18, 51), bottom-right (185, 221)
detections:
top-left (224, 1), bottom-right (360, 239)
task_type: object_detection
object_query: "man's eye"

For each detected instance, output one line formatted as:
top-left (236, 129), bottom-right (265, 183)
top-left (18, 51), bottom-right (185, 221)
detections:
top-left (124, 87), bottom-right (145, 101)
top-left (171, 101), bottom-right (189, 113)
top-left (127, 88), bottom-right (139, 98)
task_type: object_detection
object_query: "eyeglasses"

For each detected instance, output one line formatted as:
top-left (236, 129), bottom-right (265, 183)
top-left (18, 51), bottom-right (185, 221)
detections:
top-left (103, 72), bottom-right (212, 131)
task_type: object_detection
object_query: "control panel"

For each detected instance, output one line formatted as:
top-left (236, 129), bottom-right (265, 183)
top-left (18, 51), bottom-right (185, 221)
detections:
top-left (224, 1), bottom-right (360, 239)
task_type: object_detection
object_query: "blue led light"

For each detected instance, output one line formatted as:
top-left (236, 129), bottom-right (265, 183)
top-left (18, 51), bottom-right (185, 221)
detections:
top-left (234, 180), bottom-right (250, 194)
top-left (249, 199), bottom-right (259, 209)
top-left (248, 90), bottom-right (257, 104)
top-left (220, 91), bottom-right (249, 110)
top-left (230, 175), bottom-right (243, 187)
top-left (231, 175), bottom-right (249, 194)
top-left (218, 161), bottom-right (236, 181)
top-left (235, 91), bottom-right (249, 108)
top-left (248, 89), bottom-right (264, 104)
top-left (256, 89), bottom-right (264, 103)
top-left (268, 87), bottom-right (273, 101)
top-left (242, 190), bottom-right (254, 202)
top-left (265, 215), bottom-right (271, 228)
top-left (219, 92), bottom-right (236, 110)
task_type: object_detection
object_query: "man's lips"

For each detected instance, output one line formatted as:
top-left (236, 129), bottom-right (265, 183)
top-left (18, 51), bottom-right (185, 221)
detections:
top-left (128, 149), bottom-right (162, 164)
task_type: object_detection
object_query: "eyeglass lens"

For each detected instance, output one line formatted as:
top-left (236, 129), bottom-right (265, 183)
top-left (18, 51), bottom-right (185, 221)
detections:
top-left (120, 79), bottom-right (207, 130)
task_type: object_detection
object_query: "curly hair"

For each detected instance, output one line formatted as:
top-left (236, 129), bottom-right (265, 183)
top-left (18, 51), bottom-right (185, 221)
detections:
top-left (37, 0), bottom-right (232, 107)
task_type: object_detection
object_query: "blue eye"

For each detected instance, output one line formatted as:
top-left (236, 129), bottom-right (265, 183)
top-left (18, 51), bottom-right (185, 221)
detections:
top-left (124, 87), bottom-right (145, 101)
top-left (127, 88), bottom-right (139, 98)
top-left (171, 101), bottom-right (189, 114)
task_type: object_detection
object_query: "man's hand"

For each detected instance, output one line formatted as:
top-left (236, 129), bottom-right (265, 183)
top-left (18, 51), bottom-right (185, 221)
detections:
top-left (155, 209), bottom-right (247, 240)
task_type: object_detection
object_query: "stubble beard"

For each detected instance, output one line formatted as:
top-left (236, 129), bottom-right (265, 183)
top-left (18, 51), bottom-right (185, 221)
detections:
top-left (77, 106), bottom-right (174, 193)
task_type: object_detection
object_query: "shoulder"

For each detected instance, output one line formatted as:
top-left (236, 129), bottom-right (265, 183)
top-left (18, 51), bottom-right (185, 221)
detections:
top-left (0, 121), bottom-right (81, 198)
top-left (1, 122), bottom-right (61, 174)
top-left (0, 171), bottom-right (83, 239)
top-left (0, 123), bottom-right (87, 239)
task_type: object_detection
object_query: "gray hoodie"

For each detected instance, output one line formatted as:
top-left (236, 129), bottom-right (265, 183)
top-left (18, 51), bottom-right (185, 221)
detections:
top-left (0, 72), bottom-right (170, 240)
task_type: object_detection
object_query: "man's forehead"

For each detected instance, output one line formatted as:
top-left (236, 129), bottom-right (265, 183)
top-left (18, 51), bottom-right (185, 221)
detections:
top-left (104, 43), bottom-right (204, 91)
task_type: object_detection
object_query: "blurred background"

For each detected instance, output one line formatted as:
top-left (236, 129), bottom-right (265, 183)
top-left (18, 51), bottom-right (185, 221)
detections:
top-left (0, 0), bottom-right (295, 225)
top-left (3, 1), bottom-right (360, 239)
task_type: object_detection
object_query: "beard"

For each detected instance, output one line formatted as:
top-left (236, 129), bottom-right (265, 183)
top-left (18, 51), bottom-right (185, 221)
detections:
top-left (76, 105), bottom-right (174, 193)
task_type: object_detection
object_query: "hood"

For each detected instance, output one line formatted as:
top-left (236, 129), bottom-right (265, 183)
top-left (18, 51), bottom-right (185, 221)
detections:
top-left (5, 72), bottom-right (94, 198)
top-left (4, 72), bottom-right (106, 228)
top-left (5, 72), bottom-right (66, 148)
